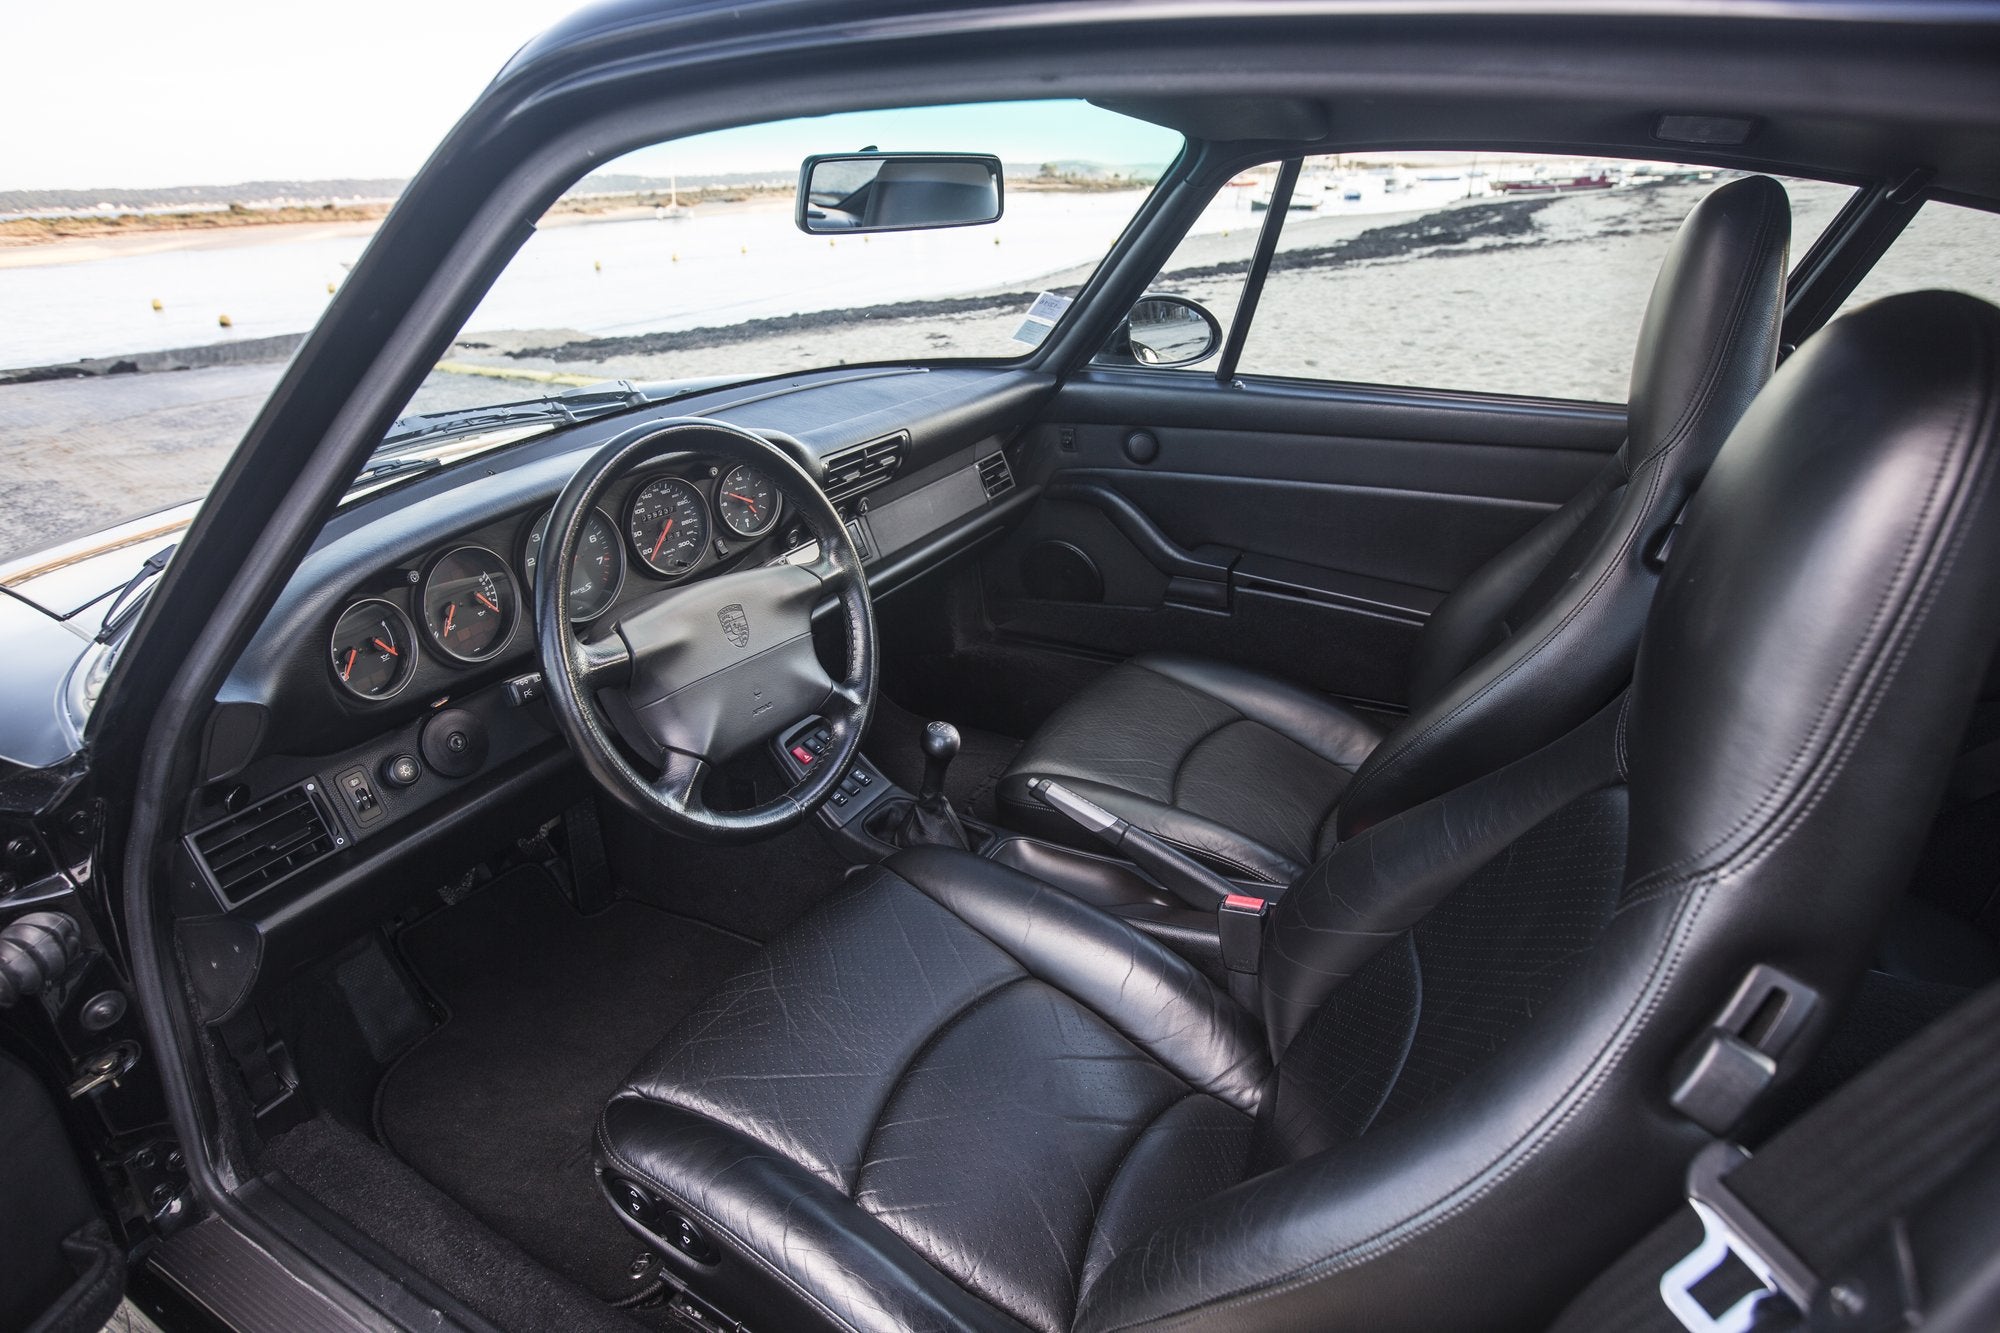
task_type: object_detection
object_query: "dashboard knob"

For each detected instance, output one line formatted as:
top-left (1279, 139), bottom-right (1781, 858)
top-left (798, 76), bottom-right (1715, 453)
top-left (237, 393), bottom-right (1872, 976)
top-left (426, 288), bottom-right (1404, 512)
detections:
top-left (381, 754), bottom-right (423, 788)
top-left (421, 710), bottom-right (488, 779)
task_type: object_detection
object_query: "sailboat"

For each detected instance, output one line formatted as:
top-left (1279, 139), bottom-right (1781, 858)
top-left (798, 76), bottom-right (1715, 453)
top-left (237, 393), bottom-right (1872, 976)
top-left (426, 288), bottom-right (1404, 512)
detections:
top-left (654, 175), bottom-right (692, 221)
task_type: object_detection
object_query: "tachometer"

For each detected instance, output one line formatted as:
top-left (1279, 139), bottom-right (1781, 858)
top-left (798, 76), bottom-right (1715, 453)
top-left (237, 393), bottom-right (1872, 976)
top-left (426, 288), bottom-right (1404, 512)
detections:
top-left (330, 599), bottom-right (417, 700)
top-left (716, 464), bottom-right (780, 539)
top-left (521, 507), bottom-right (624, 622)
top-left (421, 545), bottom-right (517, 662)
top-left (627, 476), bottom-right (710, 577)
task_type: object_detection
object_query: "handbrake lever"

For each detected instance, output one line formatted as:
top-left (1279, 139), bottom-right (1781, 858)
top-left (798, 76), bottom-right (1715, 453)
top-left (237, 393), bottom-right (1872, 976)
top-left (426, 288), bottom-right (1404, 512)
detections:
top-left (1027, 777), bottom-right (1240, 911)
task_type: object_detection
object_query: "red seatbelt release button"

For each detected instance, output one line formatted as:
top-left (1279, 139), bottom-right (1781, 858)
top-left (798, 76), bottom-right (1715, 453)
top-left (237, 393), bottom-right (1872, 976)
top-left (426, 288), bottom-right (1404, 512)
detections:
top-left (1219, 894), bottom-right (1268, 974)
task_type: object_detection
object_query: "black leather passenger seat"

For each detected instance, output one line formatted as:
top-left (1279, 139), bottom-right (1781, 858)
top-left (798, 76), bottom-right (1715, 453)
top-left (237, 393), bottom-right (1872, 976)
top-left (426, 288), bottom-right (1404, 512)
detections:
top-left (999, 174), bottom-right (1794, 883)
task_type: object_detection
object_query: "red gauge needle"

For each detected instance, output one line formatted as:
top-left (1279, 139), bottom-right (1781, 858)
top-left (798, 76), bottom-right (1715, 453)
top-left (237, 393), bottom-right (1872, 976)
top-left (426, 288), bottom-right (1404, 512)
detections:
top-left (726, 491), bottom-right (760, 513)
top-left (341, 648), bottom-right (357, 681)
top-left (650, 520), bottom-right (675, 560)
top-left (475, 592), bottom-right (501, 614)
top-left (373, 637), bottom-right (399, 656)
top-left (443, 604), bottom-right (456, 637)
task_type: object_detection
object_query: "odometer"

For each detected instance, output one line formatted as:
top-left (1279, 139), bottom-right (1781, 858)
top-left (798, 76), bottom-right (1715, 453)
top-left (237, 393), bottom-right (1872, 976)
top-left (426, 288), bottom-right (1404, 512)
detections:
top-left (627, 476), bottom-right (710, 577)
top-left (716, 464), bottom-right (780, 539)
top-left (521, 507), bottom-right (624, 622)
top-left (421, 545), bottom-right (517, 662)
top-left (330, 599), bottom-right (417, 700)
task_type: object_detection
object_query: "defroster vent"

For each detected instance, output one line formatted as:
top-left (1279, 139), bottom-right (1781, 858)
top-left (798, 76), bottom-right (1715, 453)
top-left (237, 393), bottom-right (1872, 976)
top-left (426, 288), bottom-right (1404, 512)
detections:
top-left (187, 781), bottom-right (344, 904)
top-left (977, 450), bottom-right (1016, 499)
top-left (822, 432), bottom-right (906, 503)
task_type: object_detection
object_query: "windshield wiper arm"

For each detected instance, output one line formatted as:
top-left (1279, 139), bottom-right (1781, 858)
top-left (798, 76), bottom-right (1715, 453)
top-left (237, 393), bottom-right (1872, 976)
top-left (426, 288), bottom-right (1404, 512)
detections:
top-left (376, 379), bottom-right (650, 454)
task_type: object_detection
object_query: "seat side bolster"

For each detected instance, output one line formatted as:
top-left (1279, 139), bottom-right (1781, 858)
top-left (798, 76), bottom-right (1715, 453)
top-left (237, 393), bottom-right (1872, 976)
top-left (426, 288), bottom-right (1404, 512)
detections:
top-left (889, 847), bottom-right (1273, 1112)
top-left (598, 1097), bottom-right (1031, 1333)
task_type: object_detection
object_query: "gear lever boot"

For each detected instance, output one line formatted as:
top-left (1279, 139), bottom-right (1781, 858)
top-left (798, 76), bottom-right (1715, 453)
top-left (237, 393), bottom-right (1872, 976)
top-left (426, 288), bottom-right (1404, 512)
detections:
top-left (888, 721), bottom-right (970, 849)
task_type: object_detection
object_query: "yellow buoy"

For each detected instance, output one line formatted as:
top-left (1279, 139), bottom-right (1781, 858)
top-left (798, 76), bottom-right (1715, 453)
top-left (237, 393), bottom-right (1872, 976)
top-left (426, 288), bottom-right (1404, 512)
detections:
top-left (325, 282), bottom-right (336, 294)
top-left (217, 314), bottom-right (233, 328)
top-left (740, 244), bottom-right (748, 254)
top-left (150, 297), bottom-right (163, 312)
top-left (593, 260), bottom-right (602, 272)
top-left (829, 238), bottom-right (836, 247)
top-left (671, 253), bottom-right (679, 262)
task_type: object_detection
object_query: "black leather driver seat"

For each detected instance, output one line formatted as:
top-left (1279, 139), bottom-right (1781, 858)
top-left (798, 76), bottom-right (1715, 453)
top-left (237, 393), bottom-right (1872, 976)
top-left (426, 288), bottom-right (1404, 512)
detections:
top-left (998, 175), bottom-right (1794, 884)
top-left (597, 291), bottom-right (2000, 1332)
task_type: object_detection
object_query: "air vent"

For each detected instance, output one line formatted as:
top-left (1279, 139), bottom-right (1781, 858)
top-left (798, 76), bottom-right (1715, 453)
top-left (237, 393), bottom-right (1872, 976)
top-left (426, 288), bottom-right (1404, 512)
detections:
top-left (977, 450), bottom-right (1016, 499)
top-left (822, 432), bottom-right (906, 503)
top-left (187, 781), bottom-right (343, 904)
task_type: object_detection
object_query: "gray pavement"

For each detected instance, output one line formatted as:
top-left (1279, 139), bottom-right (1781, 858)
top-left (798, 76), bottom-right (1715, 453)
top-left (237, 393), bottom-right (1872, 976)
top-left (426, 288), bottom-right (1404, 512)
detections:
top-left (0, 364), bottom-right (281, 560)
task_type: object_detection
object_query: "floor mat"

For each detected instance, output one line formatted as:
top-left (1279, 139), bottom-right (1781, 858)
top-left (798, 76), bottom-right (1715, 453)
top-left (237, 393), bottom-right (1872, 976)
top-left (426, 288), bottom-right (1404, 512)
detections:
top-left (376, 866), bottom-right (754, 1303)
top-left (866, 694), bottom-right (1022, 825)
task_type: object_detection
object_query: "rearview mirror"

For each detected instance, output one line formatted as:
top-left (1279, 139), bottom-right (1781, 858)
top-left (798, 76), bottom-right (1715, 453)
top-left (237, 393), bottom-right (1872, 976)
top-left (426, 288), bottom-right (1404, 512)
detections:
top-left (796, 153), bottom-right (1004, 234)
top-left (1099, 294), bottom-right (1223, 368)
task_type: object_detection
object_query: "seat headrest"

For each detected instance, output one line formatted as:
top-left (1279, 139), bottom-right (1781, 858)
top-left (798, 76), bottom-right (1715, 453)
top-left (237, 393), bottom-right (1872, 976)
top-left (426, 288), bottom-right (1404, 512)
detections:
top-left (1625, 174), bottom-right (1792, 469)
top-left (1627, 289), bottom-right (2000, 917)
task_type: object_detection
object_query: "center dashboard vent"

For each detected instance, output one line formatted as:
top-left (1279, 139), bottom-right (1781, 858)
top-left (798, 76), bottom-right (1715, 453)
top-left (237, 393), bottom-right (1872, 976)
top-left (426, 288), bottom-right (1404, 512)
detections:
top-left (822, 432), bottom-right (906, 503)
top-left (977, 450), bottom-right (1016, 499)
top-left (187, 781), bottom-right (344, 904)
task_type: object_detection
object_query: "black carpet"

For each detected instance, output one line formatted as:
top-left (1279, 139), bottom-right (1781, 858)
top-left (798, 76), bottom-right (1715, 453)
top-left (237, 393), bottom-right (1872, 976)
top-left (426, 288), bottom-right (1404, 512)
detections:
top-left (376, 867), bottom-right (754, 1303)
top-left (866, 693), bottom-right (1022, 825)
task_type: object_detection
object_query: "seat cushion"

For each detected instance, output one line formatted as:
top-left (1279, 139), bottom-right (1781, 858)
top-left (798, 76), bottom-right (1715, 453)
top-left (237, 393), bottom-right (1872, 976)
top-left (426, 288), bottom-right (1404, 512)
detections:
top-left (996, 653), bottom-right (1384, 884)
top-left (596, 847), bottom-right (1267, 1333)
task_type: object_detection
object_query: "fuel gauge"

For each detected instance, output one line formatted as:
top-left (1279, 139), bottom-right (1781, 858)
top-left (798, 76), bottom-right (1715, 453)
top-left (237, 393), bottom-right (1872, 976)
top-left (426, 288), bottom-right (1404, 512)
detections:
top-left (330, 600), bottom-right (417, 700)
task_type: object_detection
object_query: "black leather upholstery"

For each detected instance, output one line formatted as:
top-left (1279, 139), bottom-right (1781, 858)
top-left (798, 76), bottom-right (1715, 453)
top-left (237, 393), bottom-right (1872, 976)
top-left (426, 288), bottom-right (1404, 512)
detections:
top-left (601, 290), bottom-right (2000, 1331)
top-left (999, 175), bottom-right (1793, 878)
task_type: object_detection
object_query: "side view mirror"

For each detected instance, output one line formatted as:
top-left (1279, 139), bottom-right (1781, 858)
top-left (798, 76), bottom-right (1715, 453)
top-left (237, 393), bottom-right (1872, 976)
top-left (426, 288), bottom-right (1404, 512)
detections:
top-left (795, 152), bottom-right (1004, 234)
top-left (1100, 294), bottom-right (1223, 368)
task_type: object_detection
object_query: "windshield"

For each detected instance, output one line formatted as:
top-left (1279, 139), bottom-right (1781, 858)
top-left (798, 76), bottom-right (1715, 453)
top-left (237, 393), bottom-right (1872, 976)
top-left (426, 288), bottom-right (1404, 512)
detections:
top-left (387, 101), bottom-right (1182, 449)
top-left (0, 99), bottom-right (1180, 565)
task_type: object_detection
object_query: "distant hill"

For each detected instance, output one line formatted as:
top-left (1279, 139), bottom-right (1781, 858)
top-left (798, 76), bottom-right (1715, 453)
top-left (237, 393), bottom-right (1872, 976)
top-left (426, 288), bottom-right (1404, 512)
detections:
top-left (1, 160), bottom-right (1167, 216)
top-left (0, 179), bottom-right (407, 214)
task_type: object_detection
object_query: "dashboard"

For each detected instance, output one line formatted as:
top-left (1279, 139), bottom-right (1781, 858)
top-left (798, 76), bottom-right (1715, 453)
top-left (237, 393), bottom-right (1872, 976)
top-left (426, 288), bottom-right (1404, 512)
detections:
top-left (170, 363), bottom-right (1053, 995)
top-left (325, 456), bottom-right (792, 707)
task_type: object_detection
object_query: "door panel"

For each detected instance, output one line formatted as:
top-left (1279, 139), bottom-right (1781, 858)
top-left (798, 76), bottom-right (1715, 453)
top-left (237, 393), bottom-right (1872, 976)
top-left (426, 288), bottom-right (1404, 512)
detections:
top-left (981, 369), bottom-right (1626, 708)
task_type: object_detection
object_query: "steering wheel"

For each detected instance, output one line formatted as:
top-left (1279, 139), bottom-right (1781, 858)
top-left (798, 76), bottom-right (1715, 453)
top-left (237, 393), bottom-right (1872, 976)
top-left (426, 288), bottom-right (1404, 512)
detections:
top-left (537, 418), bottom-right (875, 841)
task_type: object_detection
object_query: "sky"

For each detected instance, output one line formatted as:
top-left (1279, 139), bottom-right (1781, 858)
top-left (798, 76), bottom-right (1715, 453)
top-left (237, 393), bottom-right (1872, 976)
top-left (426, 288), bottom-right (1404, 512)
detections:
top-left (1, 2), bottom-right (1183, 194)
top-left (2, 0), bottom-right (586, 190)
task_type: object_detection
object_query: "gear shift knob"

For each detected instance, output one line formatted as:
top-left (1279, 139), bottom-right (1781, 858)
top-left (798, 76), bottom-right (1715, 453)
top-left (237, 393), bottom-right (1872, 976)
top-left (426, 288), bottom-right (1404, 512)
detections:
top-left (919, 721), bottom-right (961, 804)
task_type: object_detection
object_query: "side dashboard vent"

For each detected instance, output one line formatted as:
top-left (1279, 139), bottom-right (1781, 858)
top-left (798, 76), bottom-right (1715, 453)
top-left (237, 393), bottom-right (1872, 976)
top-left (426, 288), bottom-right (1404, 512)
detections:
top-left (822, 432), bottom-right (906, 503)
top-left (186, 781), bottom-right (343, 904)
top-left (977, 450), bottom-right (1016, 499)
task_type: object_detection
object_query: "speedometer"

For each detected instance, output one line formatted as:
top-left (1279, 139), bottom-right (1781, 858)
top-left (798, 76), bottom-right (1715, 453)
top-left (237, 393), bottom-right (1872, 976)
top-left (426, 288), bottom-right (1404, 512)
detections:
top-left (627, 476), bottom-right (710, 577)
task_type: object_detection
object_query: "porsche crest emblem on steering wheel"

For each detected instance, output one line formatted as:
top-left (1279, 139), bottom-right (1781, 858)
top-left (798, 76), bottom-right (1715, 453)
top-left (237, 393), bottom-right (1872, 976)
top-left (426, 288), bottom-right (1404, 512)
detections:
top-left (718, 603), bottom-right (750, 649)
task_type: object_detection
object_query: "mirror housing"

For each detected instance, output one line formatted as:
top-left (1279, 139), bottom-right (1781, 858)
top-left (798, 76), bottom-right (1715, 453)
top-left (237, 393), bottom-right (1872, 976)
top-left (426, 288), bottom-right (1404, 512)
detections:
top-left (796, 152), bottom-right (1004, 234)
top-left (1099, 294), bottom-right (1223, 368)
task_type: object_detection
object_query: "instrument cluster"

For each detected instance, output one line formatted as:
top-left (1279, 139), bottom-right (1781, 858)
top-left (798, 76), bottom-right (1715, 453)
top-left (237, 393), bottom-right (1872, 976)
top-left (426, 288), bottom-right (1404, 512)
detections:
top-left (326, 459), bottom-right (785, 702)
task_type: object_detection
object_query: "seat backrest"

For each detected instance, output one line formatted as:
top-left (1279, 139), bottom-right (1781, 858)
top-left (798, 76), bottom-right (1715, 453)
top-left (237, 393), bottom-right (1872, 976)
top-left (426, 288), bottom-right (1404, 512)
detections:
top-left (1332, 174), bottom-right (1793, 841)
top-left (1073, 291), bottom-right (2000, 1333)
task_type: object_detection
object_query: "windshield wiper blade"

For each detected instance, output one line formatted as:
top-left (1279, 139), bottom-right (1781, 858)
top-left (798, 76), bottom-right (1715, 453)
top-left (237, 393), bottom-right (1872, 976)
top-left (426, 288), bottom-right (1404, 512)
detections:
top-left (377, 379), bottom-right (649, 453)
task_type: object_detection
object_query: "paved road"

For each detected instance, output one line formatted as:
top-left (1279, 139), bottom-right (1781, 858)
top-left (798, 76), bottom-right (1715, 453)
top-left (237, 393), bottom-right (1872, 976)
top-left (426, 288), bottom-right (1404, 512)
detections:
top-left (0, 363), bottom-right (532, 562)
top-left (0, 364), bottom-right (282, 561)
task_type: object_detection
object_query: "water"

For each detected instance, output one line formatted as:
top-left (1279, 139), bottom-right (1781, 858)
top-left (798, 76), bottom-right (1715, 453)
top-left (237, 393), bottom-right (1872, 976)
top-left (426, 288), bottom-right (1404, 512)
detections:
top-left (0, 191), bottom-right (1165, 369)
top-left (0, 175), bottom-right (1494, 371)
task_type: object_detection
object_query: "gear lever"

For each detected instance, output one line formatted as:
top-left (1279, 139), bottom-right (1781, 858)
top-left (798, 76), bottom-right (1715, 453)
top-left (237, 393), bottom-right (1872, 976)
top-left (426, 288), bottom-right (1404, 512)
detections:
top-left (885, 721), bottom-right (970, 850)
top-left (919, 721), bottom-right (960, 804)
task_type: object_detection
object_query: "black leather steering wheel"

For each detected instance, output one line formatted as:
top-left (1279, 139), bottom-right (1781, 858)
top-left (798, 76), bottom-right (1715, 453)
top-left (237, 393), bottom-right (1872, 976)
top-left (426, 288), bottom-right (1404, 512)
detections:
top-left (537, 418), bottom-right (875, 841)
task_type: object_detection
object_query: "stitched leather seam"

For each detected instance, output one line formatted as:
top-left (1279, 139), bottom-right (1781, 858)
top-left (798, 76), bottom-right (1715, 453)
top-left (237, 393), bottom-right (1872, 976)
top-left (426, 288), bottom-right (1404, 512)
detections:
top-left (849, 973), bottom-right (1031, 1196)
top-left (1623, 304), bottom-right (1992, 899)
top-left (1072, 1091), bottom-right (1202, 1314)
top-left (1340, 197), bottom-right (1779, 827)
top-left (1351, 935), bottom-right (1423, 1138)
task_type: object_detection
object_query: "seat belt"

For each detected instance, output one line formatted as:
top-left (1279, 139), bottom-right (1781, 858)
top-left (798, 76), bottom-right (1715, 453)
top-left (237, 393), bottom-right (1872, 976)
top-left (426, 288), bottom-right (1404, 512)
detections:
top-left (1552, 980), bottom-right (2000, 1333)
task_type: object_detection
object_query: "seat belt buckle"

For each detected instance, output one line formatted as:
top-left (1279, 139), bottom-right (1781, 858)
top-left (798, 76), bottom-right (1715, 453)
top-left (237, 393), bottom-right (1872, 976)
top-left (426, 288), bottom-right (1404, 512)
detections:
top-left (1661, 1142), bottom-right (1820, 1333)
top-left (1219, 893), bottom-right (1267, 974)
